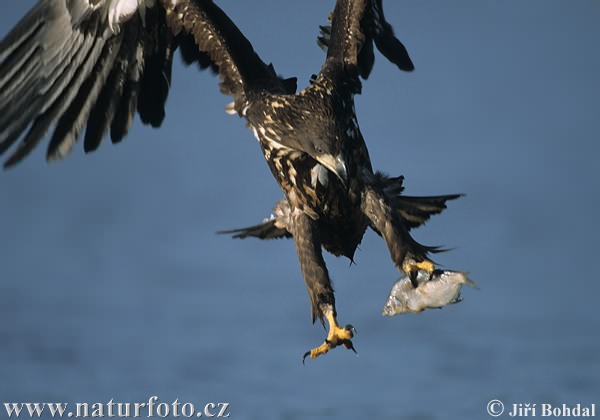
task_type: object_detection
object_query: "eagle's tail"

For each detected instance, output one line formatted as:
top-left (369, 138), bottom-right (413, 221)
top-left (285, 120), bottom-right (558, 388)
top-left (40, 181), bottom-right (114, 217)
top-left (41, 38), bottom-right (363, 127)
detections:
top-left (394, 194), bottom-right (463, 231)
top-left (366, 171), bottom-right (462, 231)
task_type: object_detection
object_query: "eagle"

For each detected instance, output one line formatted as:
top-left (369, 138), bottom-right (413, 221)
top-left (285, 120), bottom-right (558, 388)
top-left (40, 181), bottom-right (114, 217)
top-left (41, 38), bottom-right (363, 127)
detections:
top-left (1, 0), bottom-right (461, 361)
top-left (218, 0), bottom-right (462, 360)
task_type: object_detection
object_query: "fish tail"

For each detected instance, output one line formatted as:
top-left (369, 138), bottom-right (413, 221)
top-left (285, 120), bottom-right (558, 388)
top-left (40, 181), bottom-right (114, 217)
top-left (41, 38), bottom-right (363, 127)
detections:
top-left (457, 272), bottom-right (478, 289)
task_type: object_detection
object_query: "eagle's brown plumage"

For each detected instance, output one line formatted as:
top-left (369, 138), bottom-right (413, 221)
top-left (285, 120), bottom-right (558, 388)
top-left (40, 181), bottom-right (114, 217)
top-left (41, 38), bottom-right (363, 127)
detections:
top-left (2, 0), bottom-right (462, 360)
top-left (217, 0), bottom-right (462, 359)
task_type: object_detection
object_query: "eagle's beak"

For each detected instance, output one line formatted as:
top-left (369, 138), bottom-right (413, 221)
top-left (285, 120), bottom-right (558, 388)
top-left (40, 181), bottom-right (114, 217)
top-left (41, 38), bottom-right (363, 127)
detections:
top-left (316, 153), bottom-right (348, 188)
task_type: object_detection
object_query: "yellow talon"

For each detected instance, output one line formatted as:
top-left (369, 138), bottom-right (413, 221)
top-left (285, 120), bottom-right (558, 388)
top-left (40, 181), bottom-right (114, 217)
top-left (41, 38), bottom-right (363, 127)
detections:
top-left (402, 259), bottom-right (435, 274)
top-left (303, 311), bottom-right (356, 363)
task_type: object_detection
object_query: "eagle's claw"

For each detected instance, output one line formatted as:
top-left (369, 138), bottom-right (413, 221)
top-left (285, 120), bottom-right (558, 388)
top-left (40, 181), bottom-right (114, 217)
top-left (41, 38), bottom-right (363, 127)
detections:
top-left (405, 259), bottom-right (436, 287)
top-left (302, 319), bottom-right (357, 364)
top-left (343, 324), bottom-right (358, 354)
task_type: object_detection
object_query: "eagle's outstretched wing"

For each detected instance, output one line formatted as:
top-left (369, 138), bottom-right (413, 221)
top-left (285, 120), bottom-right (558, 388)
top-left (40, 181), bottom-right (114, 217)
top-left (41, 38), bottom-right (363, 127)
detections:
top-left (0, 0), bottom-right (295, 168)
top-left (317, 0), bottom-right (414, 79)
top-left (162, 0), bottom-right (296, 112)
top-left (0, 0), bottom-right (174, 167)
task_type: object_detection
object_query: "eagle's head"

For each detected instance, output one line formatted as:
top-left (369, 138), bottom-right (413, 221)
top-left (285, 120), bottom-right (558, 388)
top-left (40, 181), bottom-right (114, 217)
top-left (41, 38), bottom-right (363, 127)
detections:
top-left (312, 147), bottom-right (348, 187)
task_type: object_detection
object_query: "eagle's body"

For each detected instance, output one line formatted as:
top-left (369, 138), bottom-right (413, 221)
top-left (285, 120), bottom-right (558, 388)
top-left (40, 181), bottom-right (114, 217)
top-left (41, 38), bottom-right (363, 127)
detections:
top-left (1, 0), bottom-right (463, 360)
top-left (251, 72), bottom-right (369, 259)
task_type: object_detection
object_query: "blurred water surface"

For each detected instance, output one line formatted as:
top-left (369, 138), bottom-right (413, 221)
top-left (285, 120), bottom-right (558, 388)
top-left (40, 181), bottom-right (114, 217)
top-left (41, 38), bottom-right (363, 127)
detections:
top-left (1, 1), bottom-right (599, 419)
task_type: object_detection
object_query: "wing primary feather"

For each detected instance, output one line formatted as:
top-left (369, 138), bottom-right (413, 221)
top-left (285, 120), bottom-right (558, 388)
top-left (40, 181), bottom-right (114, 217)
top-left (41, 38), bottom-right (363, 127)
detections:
top-left (3, 20), bottom-right (108, 167)
top-left (356, 34), bottom-right (375, 79)
top-left (84, 37), bottom-right (136, 152)
top-left (137, 7), bottom-right (174, 128)
top-left (0, 22), bottom-right (44, 98)
top-left (111, 20), bottom-right (145, 142)
top-left (0, 0), bottom-right (48, 92)
top-left (2, 9), bottom-right (98, 130)
top-left (1, 1), bottom-right (188, 166)
top-left (370, 0), bottom-right (414, 72)
top-left (319, 0), bottom-right (413, 79)
top-left (111, 66), bottom-right (142, 143)
top-left (46, 35), bottom-right (124, 161)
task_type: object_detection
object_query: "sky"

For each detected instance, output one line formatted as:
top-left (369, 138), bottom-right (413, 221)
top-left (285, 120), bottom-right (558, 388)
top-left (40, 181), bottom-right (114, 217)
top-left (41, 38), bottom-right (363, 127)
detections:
top-left (1, 1), bottom-right (599, 418)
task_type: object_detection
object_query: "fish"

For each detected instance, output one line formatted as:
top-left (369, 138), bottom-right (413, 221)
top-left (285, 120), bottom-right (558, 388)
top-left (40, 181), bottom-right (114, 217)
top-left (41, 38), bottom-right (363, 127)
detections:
top-left (382, 270), bottom-right (477, 316)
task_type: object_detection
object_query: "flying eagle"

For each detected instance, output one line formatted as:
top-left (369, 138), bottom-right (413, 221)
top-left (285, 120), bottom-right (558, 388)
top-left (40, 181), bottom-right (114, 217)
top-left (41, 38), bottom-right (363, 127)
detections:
top-left (217, 0), bottom-right (461, 361)
top-left (1, 0), bottom-right (461, 361)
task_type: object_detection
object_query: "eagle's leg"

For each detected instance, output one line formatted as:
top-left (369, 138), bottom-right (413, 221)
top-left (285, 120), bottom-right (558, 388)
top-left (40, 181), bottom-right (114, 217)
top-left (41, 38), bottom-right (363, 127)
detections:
top-left (289, 209), bottom-right (356, 362)
top-left (361, 185), bottom-right (436, 283)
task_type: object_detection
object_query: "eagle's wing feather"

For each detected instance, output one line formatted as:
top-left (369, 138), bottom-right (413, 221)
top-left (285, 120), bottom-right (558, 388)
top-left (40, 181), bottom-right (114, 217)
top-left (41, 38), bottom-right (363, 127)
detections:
top-left (319, 0), bottom-right (413, 80)
top-left (0, 0), bottom-right (177, 167)
top-left (1, 0), bottom-right (296, 168)
top-left (2, 13), bottom-right (108, 166)
top-left (137, 7), bottom-right (175, 129)
top-left (370, 0), bottom-right (414, 73)
top-left (0, 1), bottom-right (100, 159)
top-left (46, 33), bottom-right (124, 158)
top-left (218, 198), bottom-right (295, 240)
top-left (218, 220), bottom-right (292, 240)
top-left (81, 24), bottom-right (137, 154)
top-left (163, 0), bottom-right (295, 114)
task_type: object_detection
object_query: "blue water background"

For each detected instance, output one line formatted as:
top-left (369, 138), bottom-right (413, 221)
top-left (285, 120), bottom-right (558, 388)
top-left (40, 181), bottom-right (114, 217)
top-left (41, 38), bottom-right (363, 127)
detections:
top-left (1, 2), bottom-right (599, 418)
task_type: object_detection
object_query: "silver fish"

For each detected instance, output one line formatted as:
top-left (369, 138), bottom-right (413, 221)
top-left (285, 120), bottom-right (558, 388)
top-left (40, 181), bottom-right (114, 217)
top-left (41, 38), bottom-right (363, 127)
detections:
top-left (382, 270), bottom-right (477, 316)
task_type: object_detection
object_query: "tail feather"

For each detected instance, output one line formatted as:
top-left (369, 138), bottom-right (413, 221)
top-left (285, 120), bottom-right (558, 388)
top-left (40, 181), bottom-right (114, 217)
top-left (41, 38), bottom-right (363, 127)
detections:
top-left (366, 171), bottom-right (461, 230)
top-left (394, 194), bottom-right (463, 230)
